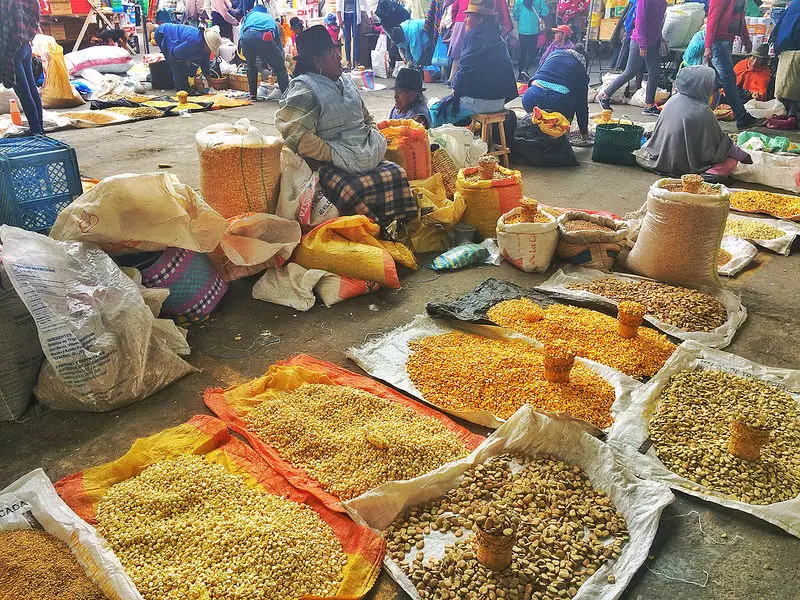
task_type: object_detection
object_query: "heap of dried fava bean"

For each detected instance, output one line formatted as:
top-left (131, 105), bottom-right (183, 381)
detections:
top-left (384, 454), bottom-right (628, 600)
top-left (406, 332), bottom-right (615, 428)
top-left (649, 370), bottom-right (800, 504)
top-left (487, 298), bottom-right (675, 379)
top-left (244, 383), bottom-right (469, 500)
top-left (96, 455), bottom-right (347, 600)
top-left (567, 278), bottom-right (727, 332)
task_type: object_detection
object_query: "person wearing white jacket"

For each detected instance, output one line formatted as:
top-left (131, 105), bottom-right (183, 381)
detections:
top-left (337, 0), bottom-right (361, 68)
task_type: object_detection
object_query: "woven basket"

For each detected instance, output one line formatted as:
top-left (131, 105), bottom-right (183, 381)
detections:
top-left (230, 73), bottom-right (260, 92)
top-left (209, 76), bottom-right (229, 90)
top-left (592, 121), bottom-right (644, 166)
top-left (431, 147), bottom-right (458, 198)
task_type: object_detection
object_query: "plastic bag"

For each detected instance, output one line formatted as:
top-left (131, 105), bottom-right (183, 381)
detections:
top-left (496, 207), bottom-right (559, 273)
top-left (0, 86), bottom-right (17, 115)
top-left (0, 226), bottom-right (193, 412)
top-left (40, 40), bottom-right (84, 108)
top-left (293, 215), bottom-right (416, 289)
top-left (209, 213), bottom-right (302, 282)
top-left (0, 469), bottom-right (143, 600)
top-left (379, 119), bottom-right (432, 180)
top-left (456, 165), bottom-right (523, 238)
top-left (744, 98), bottom-right (787, 119)
top-left (661, 3), bottom-right (705, 48)
top-left (597, 72), bottom-right (629, 105)
top-left (344, 405), bottom-right (673, 600)
top-left (626, 179), bottom-right (728, 287)
top-left (432, 35), bottom-right (450, 68)
top-left (718, 235), bottom-right (758, 277)
top-left (531, 107), bottom-right (570, 138)
top-left (196, 118), bottom-right (283, 218)
top-left (50, 172), bottom-right (227, 255)
top-left (628, 84), bottom-right (670, 107)
top-left (276, 148), bottom-right (340, 226)
top-left (428, 125), bottom-right (488, 169)
top-left (731, 150), bottom-right (800, 193)
top-left (607, 340), bottom-right (800, 538)
top-left (65, 46), bottom-right (134, 76)
top-left (0, 265), bottom-right (43, 420)
top-left (431, 242), bottom-right (489, 270)
top-left (511, 115), bottom-right (579, 167)
top-left (372, 34), bottom-right (390, 78)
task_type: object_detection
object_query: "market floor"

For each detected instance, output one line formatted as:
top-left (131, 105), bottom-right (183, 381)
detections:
top-left (2, 82), bottom-right (800, 600)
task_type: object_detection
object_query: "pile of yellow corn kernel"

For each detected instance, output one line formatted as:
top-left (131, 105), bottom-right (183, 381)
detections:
top-left (724, 218), bottom-right (785, 241)
top-left (487, 298), bottom-right (675, 379)
top-left (730, 190), bottom-right (800, 219)
top-left (406, 332), bottom-right (615, 428)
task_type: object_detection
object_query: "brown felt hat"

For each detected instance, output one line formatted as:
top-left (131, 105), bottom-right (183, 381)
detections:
top-left (464, 0), bottom-right (497, 16)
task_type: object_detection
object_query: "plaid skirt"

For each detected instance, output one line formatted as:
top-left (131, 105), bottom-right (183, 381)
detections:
top-left (318, 160), bottom-right (417, 225)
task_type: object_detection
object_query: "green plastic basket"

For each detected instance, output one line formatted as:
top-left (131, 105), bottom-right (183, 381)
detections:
top-left (592, 121), bottom-right (644, 166)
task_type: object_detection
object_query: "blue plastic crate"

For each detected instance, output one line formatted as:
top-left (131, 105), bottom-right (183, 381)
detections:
top-left (0, 136), bottom-right (81, 232)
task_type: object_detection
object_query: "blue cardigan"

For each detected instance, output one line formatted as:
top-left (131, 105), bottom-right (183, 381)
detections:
top-left (155, 24), bottom-right (209, 63)
top-left (529, 49), bottom-right (589, 134)
top-left (452, 22), bottom-right (518, 102)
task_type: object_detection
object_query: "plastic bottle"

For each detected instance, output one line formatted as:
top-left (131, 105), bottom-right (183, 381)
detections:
top-left (9, 99), bottom-right (22, 126)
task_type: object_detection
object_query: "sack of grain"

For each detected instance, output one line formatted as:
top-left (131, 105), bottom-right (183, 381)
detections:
top-left (626, 177), bottom-right (729, 287)
top-left (556, 211), bottom-right (629, 272)
top-left (455, 165), bottom-right (523, 239)
top-left (379, 119), bottom-right (432, 181)
top-left (196, 118), bottom-right (283, 218)
top-left (496, 205), bottom-right (559, 273)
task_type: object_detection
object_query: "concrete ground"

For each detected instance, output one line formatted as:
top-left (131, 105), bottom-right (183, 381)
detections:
top-left (2, 80), bottom-right (799, 600)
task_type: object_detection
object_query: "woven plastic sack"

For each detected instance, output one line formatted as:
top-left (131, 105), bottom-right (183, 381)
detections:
top-left (196, 118), bottom-right (283, 218)
top-left (403, 173), bottom-right (466, 253)
top-left (54, 415), bottom-right (386, 598)
top-left (379, 119), bottom-right (432, 180)
top-left (0, 265), bottom-right (43, 420)
top-left (626, 179), bottom-right (728, 288)
top-left (0, 469), bottom-right (143, 600)
top-left (204, 355), bottom-right (485, 506)
top-left (431, 242), bottom-right (488, 270)
top-left (455, 165), bottom-right (523, 238)
top-left (50, 172), bottom-right (227, 255)
top-left (293, 215), bottom-right (417, 289)
top-left (731, 150), bottom-right (800, 194)
top-left (431, 146), bottom-right (458, 197)
top-left (40, 39), bottom-right (84, 108)
top-left (344, 405), bottom-right (673, 600)
top-left (556, 211), bottom-right (629, 273)
top-left (0, 226), bottom-right (193, 412)
top-left (141, 248), bottom-right (228, 323)
top-left (496, 207), bottom-right (558, 273)
top-left (276, 148), bottom-right (340, 226)
top-left (208, 213), bottom-right (301, 282)
top-left (607, 340), bottom-right (800, 538)
top-left (531, 107), bottom-right (570, 138)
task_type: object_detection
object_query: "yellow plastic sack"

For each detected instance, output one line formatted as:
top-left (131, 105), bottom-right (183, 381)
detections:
top-left (379, 119), bottom-right (432, 180)
top-left (40, 41), bottom-right (84, 109)
top-left (293, 215), bottom-right (417, 289)
top-left (532, 107), bottom-right (571, 138)
top-left (455, 166), bottom-right (523, 238)
top-left (404, 174), bottom-right (466, 252)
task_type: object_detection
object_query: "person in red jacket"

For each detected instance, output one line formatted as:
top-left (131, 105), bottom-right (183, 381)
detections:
top-left (704, 0), bottom-right (761, 129)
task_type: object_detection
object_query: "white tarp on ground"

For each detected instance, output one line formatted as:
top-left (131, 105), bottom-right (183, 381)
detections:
top-left (725, 213), bottom-right (800, 256)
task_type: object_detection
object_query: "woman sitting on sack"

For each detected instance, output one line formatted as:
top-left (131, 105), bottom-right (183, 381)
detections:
top-left (635, 65), bottom-right (752, 179)
top-left (275, 25), bottom-right (417, 224)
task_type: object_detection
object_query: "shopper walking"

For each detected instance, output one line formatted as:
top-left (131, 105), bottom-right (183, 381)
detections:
top-left (513, 0), bottom-right (550, 82)
top-left (597, 0), bottom-right (666, 116)
top-left (337, 0), bottom-right (362, 68)
top-left (239, 2), bottom-right (289, 101)
top-left (0, 0), bottom-right (44, 135)
top-left (211, 0), bottom-right (239, 40)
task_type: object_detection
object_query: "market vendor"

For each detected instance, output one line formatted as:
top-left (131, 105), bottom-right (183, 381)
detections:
top-left (734, 43), bottom-right (771, 101)
top-left (390, 19), bottom-right (432, 69)
top-left (430, 0), bottom-right (518, 127)
top-left (522, 44), bottom-right (589, 139)
top-left (538, 24), bottom-right (574, 67)
top-left (635, 65), bottom-right (753, 179)
top-left (275, 25), bottom-right (416, 224)
top-left (390, 68), bottom-right (432, 127)
top-left (154, 23), bottom-right (223, 92)
top-left (239, 2), bottom-right (289, 101)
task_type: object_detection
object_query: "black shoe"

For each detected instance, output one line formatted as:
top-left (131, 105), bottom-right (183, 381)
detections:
top-left (518, 70), bottom-right (530, 83)
top-left (597, 93), bottom-right (612, 110)
top-left (641, 105), bottom-right (660, 117)
top-left (737, 115), bottom-right (766, 130)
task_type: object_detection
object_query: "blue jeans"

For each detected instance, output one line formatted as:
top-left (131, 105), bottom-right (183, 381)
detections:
top-left (712, 40), bottom-right (747, 125)
top-left (13, 44), bottom-right (44, 135)
top-left (343, 12), bottom-right (359, 65)
top-left (522, 85), bottom-right (575, 120)
top-left (604, 40), bottom-right (661, 105)
top-left (240, 30), bottom-right (289, 96)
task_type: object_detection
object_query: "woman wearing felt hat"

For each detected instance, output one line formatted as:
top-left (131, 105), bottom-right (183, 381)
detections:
top-left (391, 68), bottom-right (432, 128)
top-left (429, 0), bottom-right (517, 127)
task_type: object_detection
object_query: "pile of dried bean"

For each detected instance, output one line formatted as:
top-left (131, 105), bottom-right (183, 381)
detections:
top-left (724, 219), bottom-right (785, 241)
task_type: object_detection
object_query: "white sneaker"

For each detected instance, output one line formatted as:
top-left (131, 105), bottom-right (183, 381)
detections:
top-left (266, 88), bottom-right (283, 100)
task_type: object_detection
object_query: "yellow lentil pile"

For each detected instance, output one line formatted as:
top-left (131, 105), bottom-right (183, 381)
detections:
top-left (107, 106), bottom-right (164, 118)
top-left (59, 112), bottom-right (117, 124)
top-left (0, 529), bottom-right (106, 600)
top-left (568, 278), bottom-right (728, 332)
top-left (730, 190), bottom-right (800, 219)
top-left (143, 100), bottom-right (177, 108)
top-left (487, 298), bottom-right (675, 378)
top-left (174, 102), bottom-right (205, 110)
top-left (562, 219), bottom-right (615, 233)
top-left (724, 218), bottom-right (785, 241)
top-left (406, 332), bottom-right (616, 427)
top-left (717, 248), bottom-right (733, 267)
top-left (243, 383), bottom-right (469, 500)
top-left (96, 455), bottom-right (347, 600)
top-left (649, 370), bottom-right (800, 505)
top-left (384, 454), bottom-right (628, 600)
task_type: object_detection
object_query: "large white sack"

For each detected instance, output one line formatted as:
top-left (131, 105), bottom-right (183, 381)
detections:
top-left (343, 405), bottom-right (674, 600)
top-left (731, 150), bottom-right (800, 194)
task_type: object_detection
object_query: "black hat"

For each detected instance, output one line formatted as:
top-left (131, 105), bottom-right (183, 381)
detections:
top-left (295, 24), bottom-right (336, 63)
top-left (394, 67), bottom-right (425, 92)
top-left (289, 16), bottom-right (303, 28)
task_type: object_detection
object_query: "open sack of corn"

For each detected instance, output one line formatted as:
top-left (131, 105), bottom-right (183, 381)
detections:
top-left (204, 355), bottom-right (484, 505)
top-left (347, 314), bottom-right (641, 431)
top-left (54, 415), bottom-right (385, 600)
top-left (537, 266), bottom-right (747, 349)
top-left (606, 340), bottom-right (800, 538)
top-left (723, 213), bottom-right (800, 256)
top-left (343, 405), bottom-right (674, 600)
top-left (1, 469), bottom-right (142, 600)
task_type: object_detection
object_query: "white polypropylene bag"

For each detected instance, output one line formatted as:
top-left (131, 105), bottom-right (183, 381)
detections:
top-left (731, 150), bottom-right (800, 193)
top-left (0, 226), bottom-right (193, 412)
top-left (343, 405), bottom-right (674, 600)
top-left (276, 148), bottom-right (339, 225)
top-left (347, 313), bottom-right (641, 431)
top-left (745, 98), bottom-right (787, 119)
top-left (428, 125), bottom-right (488, 169)
top-left (607, 340), bottom-right (800, 538)
top-left (65, 46), bottom-right (134, 76)
top-left (536, 266), bottom-right (747, 349)
top-left (372, 34), bottom-right (390, 79)
top-left (0, 469), bottom-right (143, 599)
top-left (725, 213), bottom-right (800, 255)
top-left (628, 84), bottom-right (670, 107)
top-left (496, 208), bottom-right (559, 272)
top-left (598, 72), bottom-right (629, 105)
top-left (718, 235), bottom-right (758, 277)
top-left (252, 262), bottom-right (328, 311)
top-left (662, 3), bottom-right (704, 48)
